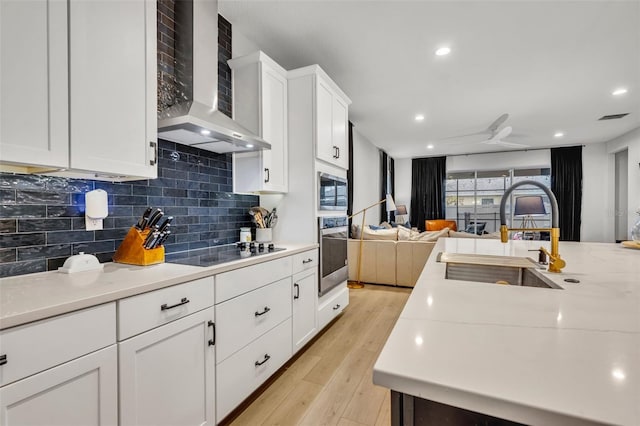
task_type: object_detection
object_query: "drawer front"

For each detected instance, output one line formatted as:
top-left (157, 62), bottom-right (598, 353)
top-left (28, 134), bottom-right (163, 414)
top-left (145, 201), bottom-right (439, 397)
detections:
top-left (118, 277), bottom-right (214, 340)
top-left (216, 277), bottom-right (291, 363)
top-left (291, 249), bottom-right (318, 275)
top-left (0, 303), bottom-right (115, 387)
top-left (318, 285), bottom-right (349, 330)
top-left (216, 256), bottom-right (292, 303)
top-left (216, 318), bottom-right (292, 421)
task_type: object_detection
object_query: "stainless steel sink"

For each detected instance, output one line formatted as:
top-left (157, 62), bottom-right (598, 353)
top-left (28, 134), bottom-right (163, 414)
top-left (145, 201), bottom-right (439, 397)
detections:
top-left (437, 253), bottom-right (563, 289)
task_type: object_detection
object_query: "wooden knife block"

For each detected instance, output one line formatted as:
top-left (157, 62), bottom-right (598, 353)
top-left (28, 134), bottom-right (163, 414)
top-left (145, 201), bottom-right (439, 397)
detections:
top-left (113, 227), bottom-right (165, 266)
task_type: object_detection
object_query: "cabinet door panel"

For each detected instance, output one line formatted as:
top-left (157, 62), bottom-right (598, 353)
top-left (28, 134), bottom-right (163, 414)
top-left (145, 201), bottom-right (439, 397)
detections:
top-left (0, 0), bottom-right (68, 168)
top-left (316, 79), bottom-right (334, 164)
top-left (119, 307), bottom-right (215, 426)
top-left (69, 0), bottom-right (156, 178)
top-left (292, 270), bottom-right (318, 352)
top-left (332, 96), bottom-right (349, 169)
top-left (0, 346), bottom-right (117, 426)
top-left (261, 64), bottom-right (288, 191)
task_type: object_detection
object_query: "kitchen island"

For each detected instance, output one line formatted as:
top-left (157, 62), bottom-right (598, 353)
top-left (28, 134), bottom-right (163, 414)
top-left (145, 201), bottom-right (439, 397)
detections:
top-left (373, 238), bottom-right (639, 426)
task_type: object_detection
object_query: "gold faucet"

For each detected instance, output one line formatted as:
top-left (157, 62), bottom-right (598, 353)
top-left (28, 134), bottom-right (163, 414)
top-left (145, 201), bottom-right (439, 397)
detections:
top-left (499, 181), bottom-right (565, 273)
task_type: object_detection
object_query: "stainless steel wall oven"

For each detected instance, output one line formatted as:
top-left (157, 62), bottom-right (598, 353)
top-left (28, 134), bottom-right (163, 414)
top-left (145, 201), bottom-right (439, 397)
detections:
top-left (318, 216), bottom-right (348, 296)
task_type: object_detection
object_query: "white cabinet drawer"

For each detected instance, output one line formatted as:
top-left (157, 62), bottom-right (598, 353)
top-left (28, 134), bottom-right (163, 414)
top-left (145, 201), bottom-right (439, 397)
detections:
top-left (118, 277), bottom-right (214, 340)
top-left (291, 249), bottom-right (318, 275)
top-left (318, 285), bottom-right (349, 330)
top-left (0, 303), bottom-right (115, 387)
top-left (216, 318), bottom-right (292, 421)
top-left (216, 256), bottom-right (292, 303)
top-left (215, 277), bottom-right (291, 363)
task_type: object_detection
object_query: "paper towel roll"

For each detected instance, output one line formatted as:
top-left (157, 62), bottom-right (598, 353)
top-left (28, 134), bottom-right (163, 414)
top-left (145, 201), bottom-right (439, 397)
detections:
top-left (85, 189), bottom-right (108, 219)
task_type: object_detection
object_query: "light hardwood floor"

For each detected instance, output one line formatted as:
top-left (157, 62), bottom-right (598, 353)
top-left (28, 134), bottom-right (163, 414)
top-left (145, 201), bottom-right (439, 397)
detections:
top-left (224, 284), bottom-right (411, 426)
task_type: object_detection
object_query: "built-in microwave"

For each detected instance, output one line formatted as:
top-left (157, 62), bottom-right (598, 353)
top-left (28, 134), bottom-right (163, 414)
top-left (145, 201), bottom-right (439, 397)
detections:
top-left (318, 173), bottom-right (347, 211)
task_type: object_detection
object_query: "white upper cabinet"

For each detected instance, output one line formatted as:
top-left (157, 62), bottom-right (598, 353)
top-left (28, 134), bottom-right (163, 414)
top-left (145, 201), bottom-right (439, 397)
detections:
top-left (230, 51), bottom-right (288, 193)
top-left (68, 0), bottom-right (157, 180)
top-left (0, 0), bottom-right (157, 181)
top-left (289, 65), bottom-right (351, 170)
top-left (0, 0), bottom-right (69, 171)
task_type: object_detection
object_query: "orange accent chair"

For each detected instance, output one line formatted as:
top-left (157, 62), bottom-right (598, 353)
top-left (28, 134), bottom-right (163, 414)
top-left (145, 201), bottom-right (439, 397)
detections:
top-left (425, 219), bottom-right (457, 232)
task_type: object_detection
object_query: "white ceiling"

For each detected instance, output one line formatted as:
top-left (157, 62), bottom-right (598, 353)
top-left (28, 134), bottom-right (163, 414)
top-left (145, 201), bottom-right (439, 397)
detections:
top-left (219, 0), bottom-right (640, 159)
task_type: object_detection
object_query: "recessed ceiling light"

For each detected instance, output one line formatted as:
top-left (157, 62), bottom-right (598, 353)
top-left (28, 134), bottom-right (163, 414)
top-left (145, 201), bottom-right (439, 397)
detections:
top-left (435, 47), bottom-right (451, 56)
top-left (415, 114), bottom-right (425, 122)
top-left (200, 129), bottom-right (211, 136)
top-left (246, 144), bottom-right (254, 148)
top-left (554, 132), bottom-right (564, 138)
top-left (427, 144), bottom-right (434, 149)
top-left (612, 88), bottom-right (628, 96)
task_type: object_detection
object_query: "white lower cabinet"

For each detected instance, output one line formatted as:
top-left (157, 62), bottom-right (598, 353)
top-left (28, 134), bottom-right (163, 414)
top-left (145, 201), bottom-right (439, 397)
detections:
top-left (0, 344), bottom-right (117, 426)
top-left (119, 306), bottom-right (216, 426)
top-left (318, 285), bottom-right (349, 330)
top-left (216, 318), bottom-right (292, 421)
top-left (292, 269), bottom-right (318, 353)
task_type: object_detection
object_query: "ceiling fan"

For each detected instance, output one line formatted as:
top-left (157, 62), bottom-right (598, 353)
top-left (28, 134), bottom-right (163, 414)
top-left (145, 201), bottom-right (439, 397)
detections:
top-left (442, 113), bottom-right (528, 148)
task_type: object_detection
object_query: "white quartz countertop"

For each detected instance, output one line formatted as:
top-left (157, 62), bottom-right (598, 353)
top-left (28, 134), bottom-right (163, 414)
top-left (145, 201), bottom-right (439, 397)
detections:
top-left (373, 238), bottom-right (640, 426)
top-left (0, 243), bottom-right (317, 330)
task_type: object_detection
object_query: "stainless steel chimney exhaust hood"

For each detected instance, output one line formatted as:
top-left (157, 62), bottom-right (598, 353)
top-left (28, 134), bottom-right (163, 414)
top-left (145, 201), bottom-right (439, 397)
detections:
top-left (157, 0), bottom-right (270, 153)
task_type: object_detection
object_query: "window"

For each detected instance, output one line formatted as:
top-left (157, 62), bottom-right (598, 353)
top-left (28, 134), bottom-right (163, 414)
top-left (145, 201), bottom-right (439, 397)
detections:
top-left (445, 168), bottom-right (551, 235)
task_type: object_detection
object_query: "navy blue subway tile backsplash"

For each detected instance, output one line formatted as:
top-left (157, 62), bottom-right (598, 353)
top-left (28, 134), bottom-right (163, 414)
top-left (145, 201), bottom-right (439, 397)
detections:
top-left (0, 140), bottom-right (258, 278)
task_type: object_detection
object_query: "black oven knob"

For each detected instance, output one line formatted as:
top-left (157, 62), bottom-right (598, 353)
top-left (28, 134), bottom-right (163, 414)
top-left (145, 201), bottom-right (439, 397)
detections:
top-left (249, 242), bottom-right (256, 253)
top-left (268, 243), bottom-right (275, 252)
top-left (258, 243), bottom-right (264, 252)
top-left (239, 242), bottom-right (246, 250)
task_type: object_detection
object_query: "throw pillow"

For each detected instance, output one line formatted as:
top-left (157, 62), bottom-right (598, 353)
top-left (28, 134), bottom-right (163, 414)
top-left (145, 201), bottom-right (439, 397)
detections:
top-left (397, 226), bottom-right (411, 240)
top-left (409, 227), bottom-right (450, 241)
top-left (351, 224), bottom-right (361, 239)
top-left (363, 227), bottom-right (398, 240)
top-left (379, 221), bottom-right (393, 229)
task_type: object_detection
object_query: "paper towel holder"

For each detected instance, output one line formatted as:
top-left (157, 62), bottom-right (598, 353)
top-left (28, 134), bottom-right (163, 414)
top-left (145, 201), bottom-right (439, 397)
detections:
top-left (85, 189), bottom-right (109, 230)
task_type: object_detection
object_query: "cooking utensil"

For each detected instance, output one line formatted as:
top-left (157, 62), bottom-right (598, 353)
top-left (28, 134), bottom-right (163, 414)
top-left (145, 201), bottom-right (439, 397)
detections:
top-left (147, 209), bottom-right (163, 229)
top-left (155, 230), bottom-right (171, 248)
top-left (142, 230), bottom-right (157, 248)
top-left (158, 216), bottom-right (173, 233)
top-left (136, 207), bottom-right (153, 230)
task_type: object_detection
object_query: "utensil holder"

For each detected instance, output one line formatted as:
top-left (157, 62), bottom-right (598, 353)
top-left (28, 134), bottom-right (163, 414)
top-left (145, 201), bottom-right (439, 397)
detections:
top-left (255, 228), bottom-right (272, 242)
top-left (113, 227), bottom-right (164, 266)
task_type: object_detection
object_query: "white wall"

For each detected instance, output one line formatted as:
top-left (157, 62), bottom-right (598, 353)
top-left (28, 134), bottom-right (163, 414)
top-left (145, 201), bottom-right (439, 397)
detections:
top-left (581, 143), bottom-right (609, 242)
top-left (352, 128), bottom-right (381, 225)
top-left (446, 149), bottom-right (550, 172)
top-left (231, 28), bottom-right (261, 58)
top-left (604, 127), bottom-right (640, 241)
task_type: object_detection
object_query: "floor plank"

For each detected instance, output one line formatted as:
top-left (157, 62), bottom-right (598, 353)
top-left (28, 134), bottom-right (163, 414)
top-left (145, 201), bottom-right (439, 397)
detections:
top-left (228, 285), bottom-right (411, 426)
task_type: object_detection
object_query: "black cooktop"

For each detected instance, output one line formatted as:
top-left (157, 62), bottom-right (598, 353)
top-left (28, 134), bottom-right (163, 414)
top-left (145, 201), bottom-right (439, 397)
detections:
top-left (165, 243), bottom-right (286, 267)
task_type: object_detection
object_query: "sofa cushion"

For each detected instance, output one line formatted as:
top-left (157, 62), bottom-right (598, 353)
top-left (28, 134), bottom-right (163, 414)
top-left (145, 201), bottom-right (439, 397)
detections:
top-left (449, 230), bottom-right (501, 239)
top-left (363, 227), bottom-right (398, 240)
top-left (410, 227), bottom-right (450, 241)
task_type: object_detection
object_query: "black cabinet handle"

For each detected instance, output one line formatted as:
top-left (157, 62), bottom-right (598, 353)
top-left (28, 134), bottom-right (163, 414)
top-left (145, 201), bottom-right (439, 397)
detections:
top-left (208, 320), bottom-right (215, 346)
top-left (255, 306), bottom-right (271, 317)
top-left (302, 258), bottom-right (313, 264)
top-left (333, 146), bottom-right (339, 159)
top-left (160, 297), bottom-right (190, 311)
top-left (294, 283), bottom-right (300, 299)
top-left (333, 304), bottom-right (341, 310)
top-left (255, 354), bottom-right (271, 366)
top-left (336, 146), bottom-right (340, 158)
top-left (0, 354), bottom-right (6, 366)
top-left (264, 168), bottom-right (270, 183)
top-left (149, 141), bottom-right (157, 166)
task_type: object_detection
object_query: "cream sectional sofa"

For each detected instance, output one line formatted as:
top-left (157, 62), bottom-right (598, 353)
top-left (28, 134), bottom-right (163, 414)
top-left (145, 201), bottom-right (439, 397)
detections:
top-left (347, 226), bottom-right (500, 287)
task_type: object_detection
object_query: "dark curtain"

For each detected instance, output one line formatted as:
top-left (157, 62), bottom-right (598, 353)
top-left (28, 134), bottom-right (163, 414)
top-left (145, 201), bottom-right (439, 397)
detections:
top-left (551, 146), bottom-right (582, 241)
top-left (380, 150), bottom-right (388, 221)
top-left (410, 157), bottom-right (446, 231)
